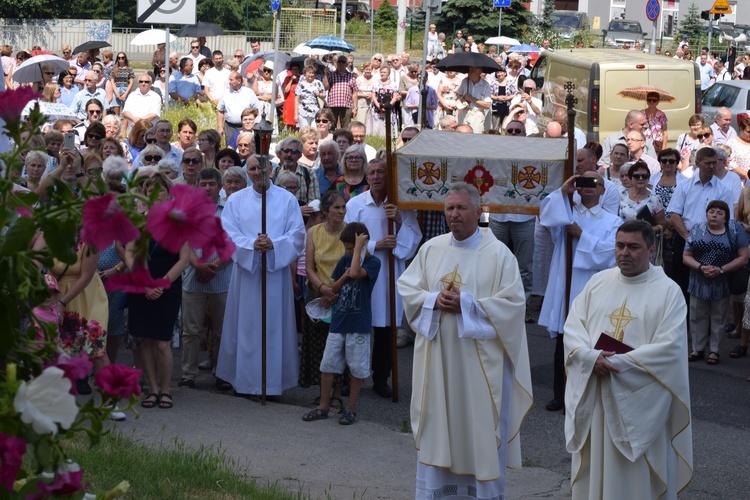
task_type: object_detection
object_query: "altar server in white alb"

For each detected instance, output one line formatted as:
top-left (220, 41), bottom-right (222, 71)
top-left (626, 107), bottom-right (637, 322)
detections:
top-left (539, 171), bottom-right (622, 412)
top-left (218, 154), bottom-right (305, 396)
top-left (564, 220), bottom-right (692, 500)
top-left (397, 182), bottom-right (533, 500)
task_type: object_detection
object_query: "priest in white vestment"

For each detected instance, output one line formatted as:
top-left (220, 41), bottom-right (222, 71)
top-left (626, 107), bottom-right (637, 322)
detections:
top-left (539, 172), bottom-right (622, 411)
top-left (397, 183), bottom-right (533, 500)
top-left (564, 220), bottom-right (692, 500)
top-left (218, 155), bottom-right (305, 395)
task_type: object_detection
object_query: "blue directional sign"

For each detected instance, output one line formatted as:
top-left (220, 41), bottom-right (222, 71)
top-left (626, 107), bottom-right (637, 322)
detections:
top-left (646, 0), bottom-right (660, 21)
top-left (493, 0), bottom-right (511, 7)
top-left (271, 0), bottom-right (280, 12)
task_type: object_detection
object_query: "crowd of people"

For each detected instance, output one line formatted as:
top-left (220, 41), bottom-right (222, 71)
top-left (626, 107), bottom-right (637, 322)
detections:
top-left (6, 30), bottom-right (750, 499)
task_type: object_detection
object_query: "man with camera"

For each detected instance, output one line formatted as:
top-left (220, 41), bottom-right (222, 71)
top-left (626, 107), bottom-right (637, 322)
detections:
top-left (538, 170), bottom-right (622, 412)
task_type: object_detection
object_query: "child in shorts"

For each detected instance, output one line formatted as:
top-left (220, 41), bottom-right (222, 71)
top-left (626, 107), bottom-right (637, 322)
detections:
top-left (302, 222), bottom-right (381, 425)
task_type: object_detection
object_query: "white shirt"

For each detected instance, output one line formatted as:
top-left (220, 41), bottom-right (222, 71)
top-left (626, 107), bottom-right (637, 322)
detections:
top-left (666, 174), bottom-right (735, 231)
top-left (427, 70), bottom-right (444, 90)
top-left (717, 170), bottom-right (743, 206)
top-left (509, 94), bottom-right (542, 132)
top-left (185, 53), bottom-right (206, 74)
top-left (122, 89), bottom-right (162, 121)
top-left (217, 87), bottom-right (259, 124)
top-left (201, 66), bottom-right (230, 102)
top-left (456, 77), bottom-right (491, 109)
top-left (711, 122), bottom-right (738, 146)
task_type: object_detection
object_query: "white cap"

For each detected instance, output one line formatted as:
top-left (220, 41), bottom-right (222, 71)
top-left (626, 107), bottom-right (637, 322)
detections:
top-left (307, 199), bottom-right (321, 213)
top-left (262, 60), bottom-right (274, 71)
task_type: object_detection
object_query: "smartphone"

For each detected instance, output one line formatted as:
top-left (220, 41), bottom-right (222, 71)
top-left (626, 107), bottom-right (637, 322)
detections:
top-left (575, 177), bottom-right (599, 188)
top-left (63, 132), bottom-right (76, 150)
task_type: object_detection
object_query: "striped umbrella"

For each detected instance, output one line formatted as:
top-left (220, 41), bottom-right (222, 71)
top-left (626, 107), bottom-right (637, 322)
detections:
top-left (305, 35), bottom-right (356, 53)
top-left (617, 85), bottom-right (676, 103)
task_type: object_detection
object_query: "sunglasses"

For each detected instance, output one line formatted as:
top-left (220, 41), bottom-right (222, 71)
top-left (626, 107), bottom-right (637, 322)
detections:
top-left (44, 72), bottom-right (55, 76)
top-left (647, 98), bottom-right (658, 102)
top-left (117, 56), bottom-right (126, 60)
top-left (191, 46), bottom-right (200, 49)
top-left (697, 133), bottom-right (712, 139)
top-left (143, 155), bottom-right (162, 162)
top-left (87, 134), bottom-right (103, 140)
top-left (182, 157), bottom-right (202, 165)
top-left (659, 158), bottom-right (677, 164)
top-left (87, 109), bottom-right (102, 115)
top-left (139, 80), bottom-right (151, 84)
top-left (506, 128), bottom-right (524, 135)
top-left (316, 119), bottom-right (330, 124)
top-left (262, 68), bottom-right (272, 73)
top-left (280, 148), bottom-right (300, 154)
top-left (146, 138), bottom-right (157, 144)
top-left (373, 58), bottom-right (382, 61)
top-left (631, 173), bottom-right (650, 180)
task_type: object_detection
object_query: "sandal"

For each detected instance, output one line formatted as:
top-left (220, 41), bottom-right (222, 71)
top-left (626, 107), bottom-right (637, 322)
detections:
top-left (525, 314), bottom-right (535, 324)
top-left (178, 378), bottom-right (195, 388)
top-left (688, 351), bottom-right (705, 362)
top-left (215, 378), bottom-right (232, 391)
top-left (302, 407), bottom-right (329, 421)
top-left (141, 393), bottom-right (159, 409)
top-left (158, 393), bottom-right (173, 409)
top-left (339, 408), bottom-right (357, 425)
top-left (729, 345), bottom-right (748, 358)
top-left (329, 397), bottom-right (343, 414)
top-left (706, 352), bottom-right (720, 365)
top-left (308, 396), bottom-right (321, 408)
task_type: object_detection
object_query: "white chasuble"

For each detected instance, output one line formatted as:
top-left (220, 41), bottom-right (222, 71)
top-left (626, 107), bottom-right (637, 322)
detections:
top-left (397, 229), bottom-right (533, 498)
top-left (564, 266), bottom-right (692, 500)
top-left (218, 184), bottom-right (305, 395)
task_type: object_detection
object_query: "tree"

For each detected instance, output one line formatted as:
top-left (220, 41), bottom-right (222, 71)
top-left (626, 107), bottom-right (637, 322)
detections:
top-left (437, 0), bottom-right (530, 41)
top-left (677, 2), bottom-right (703, 46)
top-left (538, 0), bottom-right (555, 31)
top-left (373, 0), bottom-right (397, 31)
top-left (0, 0), bottom-right (62, 18)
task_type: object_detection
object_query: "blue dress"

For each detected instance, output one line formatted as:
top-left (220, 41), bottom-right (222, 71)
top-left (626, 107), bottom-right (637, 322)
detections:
top-left (97, 244), bottom-right (126, 336)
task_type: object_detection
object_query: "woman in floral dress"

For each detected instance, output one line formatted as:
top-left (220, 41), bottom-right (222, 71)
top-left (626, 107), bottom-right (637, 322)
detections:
top-left (643, 91), bottom-right (668, 154)
top-left (295, 65), bottom-right (326, 128)
top-left (368, 66), bottom-right (400, 138)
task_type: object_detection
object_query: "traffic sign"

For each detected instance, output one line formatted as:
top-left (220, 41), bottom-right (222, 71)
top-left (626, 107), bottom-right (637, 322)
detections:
top-left (646, 0), bottom-right (660, 21)
top-left (493, 0), bottom-right (511, 8)
top-left (137, 0), bottom-right (196, 24)
top-left (710, 0), bottom-right (732, 15)
top-left (271, 0), bottom-right (280, 12)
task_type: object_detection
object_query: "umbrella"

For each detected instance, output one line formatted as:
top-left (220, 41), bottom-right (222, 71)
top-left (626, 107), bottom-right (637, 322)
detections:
top-left (72, 40), bottom-right (111, 55)
top-left (240, 51), bottom-right (292, 76)
top-left (305, 35), bottom-right (356, 53)
top-left (22, 101), bottom-right (77, 122)
top-left (484, 36), bottom-right (520, 46)
top-left (509, 44), bottom-right (542, 53)
top-left (617, 85), bottom-right (676, 103)
top-left (131, 29), bottom-right (177, 46)
top-left (177, 21), bottom-right (224, 38)
top-left (435, 52), bottom-right (501, 74)
top-left (292, 43), bottom-right (330, 56)
top-left (12, 55), bottom-right (70, 84)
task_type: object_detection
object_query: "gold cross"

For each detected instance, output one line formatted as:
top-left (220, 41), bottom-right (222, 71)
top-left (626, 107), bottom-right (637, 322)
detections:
top-left (439, 264), bottom-right (464, 291)
top-left (605, 299), bottom-right (635, 342)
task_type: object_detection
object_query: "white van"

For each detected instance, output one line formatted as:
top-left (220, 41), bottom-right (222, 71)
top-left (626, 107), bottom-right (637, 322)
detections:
top-left (528, 49), bottom-right (701, 147)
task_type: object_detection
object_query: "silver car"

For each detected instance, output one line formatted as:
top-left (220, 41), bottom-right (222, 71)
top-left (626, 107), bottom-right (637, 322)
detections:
top-left (701, 80), bottom-right (750, 131)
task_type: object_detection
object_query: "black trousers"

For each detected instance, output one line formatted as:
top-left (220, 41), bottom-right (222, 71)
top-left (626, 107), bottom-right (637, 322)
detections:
top-left (672, 234), bottom-right (691, 312)
top-left (372, 326), bottom-right (392, 385)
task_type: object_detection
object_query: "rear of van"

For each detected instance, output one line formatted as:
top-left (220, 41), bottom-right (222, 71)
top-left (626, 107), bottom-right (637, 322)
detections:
top-left (529, 49), bottom-right (700, 148)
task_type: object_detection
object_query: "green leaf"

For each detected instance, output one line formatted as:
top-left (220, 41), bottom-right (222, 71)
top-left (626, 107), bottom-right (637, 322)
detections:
top-left (0, 216), bottom-right (37, 254)
top-left (0, 302), bottom-right (19, 359)
top-left (39, 219), bottom-right (77, 265)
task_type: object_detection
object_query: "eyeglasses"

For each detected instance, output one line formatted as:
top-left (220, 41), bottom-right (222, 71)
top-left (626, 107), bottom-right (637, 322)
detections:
top-left (84, 79), bottom-right (96, 83)
top-left (237, 143), bottom-right (252, 148)
top-left (659, 158), bottom-right (677, 164)
top-left (143, 155), bottom-right (162, 162)
top-left (117, 56), bottom-right (126, 60)
top-left (280, 148), bottom-right (300, 154)
top-left (625, 138), bottom-right (644, 142)
top-left (146, 138), bottom-right (157, 144)
top-left (182, 157), bottom-right (202, 165)
top-left (506, 128), bottom-right (524, 135)
top-left (316, 119), bottom-right (330, 124)
top-left (631, 173), bottom-right (650, 180)
top-left (697, 133), bottom-right (712, 139)
top-left (346, 156), bottom-right (363, 161)
top-left (646, 98), bottom-right (658, 102)
top-left (44, 72), bottom-right (55, 76)
top-left (285, 185), bottom-right (300, 192)
top-left (87, 109), bottom-right (102, 115)
top-left (87, 134), bottom-right (103, 140)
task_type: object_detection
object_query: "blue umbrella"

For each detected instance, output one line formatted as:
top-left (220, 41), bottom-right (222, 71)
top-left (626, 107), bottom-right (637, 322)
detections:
top-left (305, 35), bottom-right (356, 53)
top-left (509, 44), bottom-right (541, 53)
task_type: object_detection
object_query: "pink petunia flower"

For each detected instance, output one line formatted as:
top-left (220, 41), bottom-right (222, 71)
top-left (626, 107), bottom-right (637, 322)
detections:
top-left (53, 353), bottom-right (93, 395)
top-left (94, 364), bottom-right (143, 399)
top-left (198, 218), bottom-right (236, 263)
top-left (146, 184), bottom-right (218, 253)
top-left (104, 267), bottom-right (170, 294)
top-left (80, 193), bottom-right (140, 252)
top-left (36, 469), bottom-right (86, 496)
top-left (0, 433), bottom-right (26, 491)
top-left (0, 87), bottom-right (40, 124)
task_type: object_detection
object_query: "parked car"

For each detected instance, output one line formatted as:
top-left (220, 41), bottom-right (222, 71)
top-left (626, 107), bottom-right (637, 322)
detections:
top-left (701, 80), bottom-right (750, 132)
top-left (550, 10), bottom-right (589, 42)
top-left (602, 20), bottom-right (647, 48)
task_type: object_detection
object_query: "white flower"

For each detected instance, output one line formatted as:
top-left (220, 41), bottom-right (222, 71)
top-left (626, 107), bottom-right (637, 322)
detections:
top-left (13, 366), bottom-right (78, 435)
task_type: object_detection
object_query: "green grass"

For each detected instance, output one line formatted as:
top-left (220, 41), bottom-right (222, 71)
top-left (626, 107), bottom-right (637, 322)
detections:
top-left (60, 431), bottom-right (304, 499)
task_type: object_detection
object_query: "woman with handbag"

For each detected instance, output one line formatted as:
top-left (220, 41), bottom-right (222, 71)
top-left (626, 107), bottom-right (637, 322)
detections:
top-left (683, 200), bottom-right (749, 365)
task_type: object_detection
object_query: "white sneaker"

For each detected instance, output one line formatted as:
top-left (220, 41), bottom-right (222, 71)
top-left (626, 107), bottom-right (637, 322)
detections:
top-left (108, 406), bottom-right (126, 421)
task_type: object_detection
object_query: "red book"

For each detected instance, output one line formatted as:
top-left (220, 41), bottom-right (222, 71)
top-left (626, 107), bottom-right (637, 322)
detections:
top-left (594, 333), bottom-right (633, 354)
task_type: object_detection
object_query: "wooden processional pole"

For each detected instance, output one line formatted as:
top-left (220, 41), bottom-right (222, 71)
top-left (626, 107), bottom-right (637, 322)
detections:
top-left (384, 93), bottom-right (399, 403)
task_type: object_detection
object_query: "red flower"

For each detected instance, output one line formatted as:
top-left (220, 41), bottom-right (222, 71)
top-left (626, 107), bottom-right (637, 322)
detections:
top-left (198, 218), bottom-right (236, 263)
top-left (94, 364), bottom-right (143, 399)
top-left (86, 320), bottom-right (104, 341)
top-left (146, 184), bottom-right (218, 253)
top-left (53, 353), bottom-right (93, 394)
top-left (36, 469), bottom-right (86, 496)
top-left (0, 87), bottom-right (39, 124)
top-left (104, 267), bottom-right (170, 294)
top-left (80, 193), bottom-right (140, 252)
top-left (0, 433), bottom-right (26, 491)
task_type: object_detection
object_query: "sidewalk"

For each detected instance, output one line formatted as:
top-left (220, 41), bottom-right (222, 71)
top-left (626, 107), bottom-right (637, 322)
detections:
top-left (113, 385), bottom-right (570, 499)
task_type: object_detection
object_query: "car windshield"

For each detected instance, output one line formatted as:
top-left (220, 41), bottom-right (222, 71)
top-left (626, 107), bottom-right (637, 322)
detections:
top-left (609, 22), bottom-right (641, 32)
top-left (552, 15), bottom-right (581, 29)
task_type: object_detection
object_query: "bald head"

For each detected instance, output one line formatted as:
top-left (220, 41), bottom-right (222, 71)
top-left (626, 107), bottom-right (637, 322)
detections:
top-left (545, 121), bottom-right (562, 138)
top-left (625, 110), bottom-right (647, 132)
top-left (456, 124), bottom-right (474, 134)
